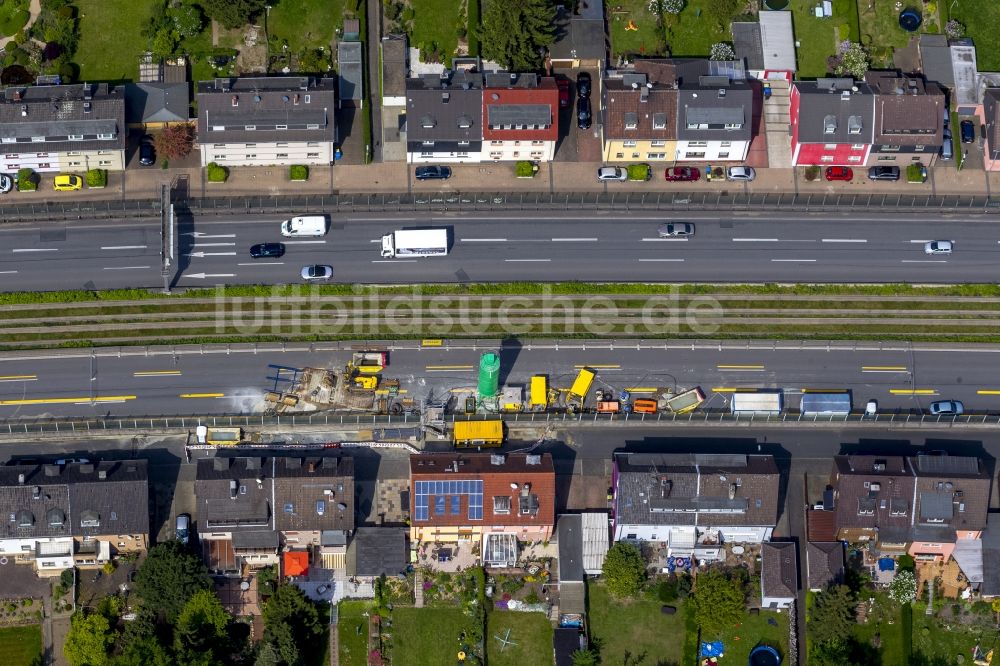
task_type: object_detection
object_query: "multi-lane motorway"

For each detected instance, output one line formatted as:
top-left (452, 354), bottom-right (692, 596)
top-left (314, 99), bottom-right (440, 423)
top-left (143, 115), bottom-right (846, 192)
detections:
top-left (1, 340), bottom-right (999, 419)
top-left (2, 211), bottom-right (1000, 291)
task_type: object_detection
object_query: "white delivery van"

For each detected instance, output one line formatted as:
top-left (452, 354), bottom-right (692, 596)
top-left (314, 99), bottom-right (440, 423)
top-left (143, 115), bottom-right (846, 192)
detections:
top-left (280, 215), bottom-right (328, 237)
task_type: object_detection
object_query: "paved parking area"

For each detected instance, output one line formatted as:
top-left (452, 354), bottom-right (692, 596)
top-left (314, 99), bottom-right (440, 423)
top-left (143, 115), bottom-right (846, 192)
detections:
top-left (0, 558), bottom-right (51, 600)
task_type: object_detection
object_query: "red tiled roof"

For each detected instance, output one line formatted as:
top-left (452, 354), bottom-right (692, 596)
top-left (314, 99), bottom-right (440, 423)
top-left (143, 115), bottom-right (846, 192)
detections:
top-left (283, 550), bottom-right (309, 576)
top-left (807, 509), bottom-right (838, 542)
top-left (482, 78), bottom-right (559, 141)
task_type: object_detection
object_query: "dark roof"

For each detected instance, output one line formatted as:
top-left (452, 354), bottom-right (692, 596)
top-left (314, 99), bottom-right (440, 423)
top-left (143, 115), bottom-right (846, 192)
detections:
top-left (794, 79), bottom-right (875, 144)
top-left (613, 453), bottom-right (780, 528)
top-left (808, 509), bottom-right (838, 542)
top-left (0, 83), bottom-right (125, 151)
top-left (602, 75), bottom-right (677, 140)
top-left (677, 82), bottom-right (753, 142)
top-left (349, 527), bottom-right (407, 577)
top-left (806, 542), bottom-right (845, 590)
top-left (196, 76), bottom-right (337, 144)
top-left (918, 34), bottom-right (954, 86)
top-left (982, 513), bottom-right (1000, 597)
top-left (338, 41), bottom-right (364, 102)
top-left (761, 542), bottom-right (798, 599)
top-left (195, 457), bottom-right (273, 533)
top-left (0, 460), bottom-right (148, 540)
top-left (557, 514), bottom-right (584, 583)
top-left (381, 35), bottom-right (408, 98)
top-left (124, 82), bottom-right (189, 124)
top-left (549, 5), bottom-right (606, 62)
top-left (405, 71), bottom-right (483, 142)
top-left (865, 72), bottom-right (944, 146)
top-left (732, 23), bottom-right (764, 71)
top-left (554, 627), bottom-right (584, 666)
top-left (985, 88), bottom-right (1000, 159)
top-left (232, 530), bottom-right (279, 549)
top-left (272, 455), bottom-right (354, 532)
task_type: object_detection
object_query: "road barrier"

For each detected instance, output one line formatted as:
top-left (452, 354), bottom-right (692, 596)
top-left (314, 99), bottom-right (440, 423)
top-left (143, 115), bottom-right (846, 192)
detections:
top-left (2, 190), bottom-right (999, 222)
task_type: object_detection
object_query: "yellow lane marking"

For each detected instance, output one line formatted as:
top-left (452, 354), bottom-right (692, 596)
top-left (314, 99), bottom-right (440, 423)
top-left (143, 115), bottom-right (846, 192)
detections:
top-left (711, 387), bottom-right (758, 393)
top-left (133, 370), bottom-right (182, 377)
top-left (0, 375), bottom-right (37, 381)
top-left (574, 364), bottom-right (620, 369)
top-left (421, 339), bottom-right (443, 347)
top-left (976, 390), bottom-right (1000, 395)
top-left (375, 389), bottom-right (408, 395)
top-left (179, 393), bottom-right (225, 399)
top-left (717, 364), bottom-right (765, 370)
top-left (449, 388), bottom-right (476, 393)
top-left (425, 365), bottom-right (473, 371)
top-left (802, 389), bottom-right (849, 393)
top-left (889, 389), bottom-right (937, 395)
top-left (862, 366), bottom-right (908, 372)
top-left (624, 387), bottom-right (658, 392)
top-left (0, 395), bottom-right (136, 405)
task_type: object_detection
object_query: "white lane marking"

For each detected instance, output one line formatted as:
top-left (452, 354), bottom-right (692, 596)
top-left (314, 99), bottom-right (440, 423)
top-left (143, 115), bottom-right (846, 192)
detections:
top-left (181, 232), bottom-right (236, 238)
top-left (103, 266), bottom-right (151, 270)
top-left (505, 259), bottom-right (551, 262)
top-left (282, 240), bottom-right (327, 244)
top-left (901, 260), bottom-right (947, 263)
top-left (551, 237), bottom-right (598, 242)
top-left (371, 260), bottom-right (417, 263)
top-left (461, 238), bottom-right (508, 242)
top-left (12, 248), bottom-right (58, 253)
top-left (190, 242), bottom-right (236, 247)
top-left (732, 238), bottom-right (779, 242)
top-left (638, 258), bottom-right (685, 262)
top-left (909, 239), bottom-right (932, 243)
top-left (188, 272), bottom-right (236, 278)
top-left (370, 239), bottom-right (382, 243)
top-left (822, 238), bottom-right (867, 243)
top-left (0, 270), bottom-right (17, 274)
top-left (641, 237), bottom-right (689, 242)
top-left (101, 245), bottom-right (148, 250)
top-left (237, 262), bottom-right (285, 266)
top-left (187, 251), bottom-right (237, 257)
top-left (771, 259), bottom-right (817, 262)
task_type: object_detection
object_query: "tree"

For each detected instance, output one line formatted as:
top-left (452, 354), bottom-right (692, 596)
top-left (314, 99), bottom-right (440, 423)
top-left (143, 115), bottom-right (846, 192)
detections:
top-left (201, 0), bottom-right (267, 30)
top-left (705, 0), bottom-right (739, 26)
top-left (151, 27), bottom-right (178, 59)
top-left (169, 4), bottom-right (204, 38)
top-left (571, 648), bottom-right (599, 666)
top-left (174, 589), bottom-right (231, 664)
top-left (64, 612), bottom-right (114, 666)
top-left (693, 570), bottom-right (746, 636)
top-left (153, 124), bottom-right (196, 161)
top-left (110, 636), bottom-right (174, 666)
top-left (888, 569), bottom-right (917, 604)
top-left (991, 598), bottom-right (1000, 625)
top-left (710, 42), bottom-right (735, 61)
top-left (260, 585), bottom-right (324, 665)
top-left (601, 542), bottom-right (646, 598)
top-left (661, 0), bottom-right (685, 14)
top-left (808, 585), bottom-right (856, 646)
top-left (480, 0), bottom-right (554, 71)
top-left (835, 41), bottom-right (870, 79)
top-left (945, 20), bottom-right (966, 40)
top-left (133, 540), bottom-right (211, 622)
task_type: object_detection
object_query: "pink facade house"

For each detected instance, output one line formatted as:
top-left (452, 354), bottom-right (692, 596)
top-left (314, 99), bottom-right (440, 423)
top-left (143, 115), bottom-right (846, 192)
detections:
top-left (790, 78), bottom-right (874, 166)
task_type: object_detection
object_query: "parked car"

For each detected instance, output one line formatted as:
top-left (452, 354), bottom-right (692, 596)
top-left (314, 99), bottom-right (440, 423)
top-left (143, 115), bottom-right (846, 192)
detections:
top-left (960, 119), bottom-right (975, 143)
top-left (825, 166), bottom-right (853, 181)
top-left (940, 131), bottom-right (954, 160)
top-left (576, 72), bottom-right (592, 99)
top-left (726, 166), bottom-right (756, 182)
top-left (664, 167), bottom-right (700, 182)
top-left (557, 78), bottom-right (570, 108)
top-left (867, 166), bottom-right (900, 181)
top-left (414, 165), bottom-right (452, 181)
top-left (301, 264), bottom-right (333, 281)
top-left (596, 166), bottom-right (627, 182)
top-left (929, 400), bottom-right (964, 415)
top-left (0, 173), bottom-right (11, 194)
top-left (658, 223), bottom-right (695, 237)
top-left (249, 242), bottom-right (285, 259)
top-left (138, 141), bottom-right (156, 166)
top-left (175, 514), bottom-right (190, 545)
top-left (864, 399), bottom-right (878, 416)
top-left (924, 240), bottom-right (953, 255)
top-left (577, 97), bottom-right (592, 130)
top-left (53, 174), bottom-right (82, 191)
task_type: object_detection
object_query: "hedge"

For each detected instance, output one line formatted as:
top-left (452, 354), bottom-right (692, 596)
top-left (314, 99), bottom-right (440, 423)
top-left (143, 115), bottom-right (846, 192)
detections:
top-left (206, 162), bottom-right (228, 183)
top-left (289, 165), bottom-right (309, 181)
top-left (15, 167), bottom-right (35, 191)
top-left (85, 169), bottom-right (106, 188)
top-left (515, 160), bottom-right (536, 178)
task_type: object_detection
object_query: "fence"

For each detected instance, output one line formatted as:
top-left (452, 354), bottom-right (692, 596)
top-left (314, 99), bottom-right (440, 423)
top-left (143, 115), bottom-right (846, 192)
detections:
top-left (2, 190), bottom-right (999, 222)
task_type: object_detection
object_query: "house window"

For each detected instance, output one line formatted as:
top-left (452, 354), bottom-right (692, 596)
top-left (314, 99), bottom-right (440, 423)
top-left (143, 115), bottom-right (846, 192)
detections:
top-left (457, 151), bottom-right (469, 157)
top-left (68, 134), bottom-right (83, 141)
top-left (276, 125), bottom-right (287, 130)
top-left (420, 152), bottom-right (433, 158)
top-left (848, 155), bottom-right (861, 162)
top-left (212, 125), bottom-right (225, 131)
top-left (881, 145), bottom-right (901, 152)
top-left (307, 152), bottom-right (320, 158)
top-left (493, 496), bottom-right (511, 514)
top-left (245, 143), bottom-right (257, 148)
top-left (0, 137), bottom-right (13, 143)
top-left (530, 151), bottom-right (542, 158)
top-left (490, 151), bottom-right (502, 158)
top-left (632, 152), bottom-right (640, 158)
top-left (531, 140), bottom-right (544, 146)
top-left (98, 160), bottom-right (112, 165)
top-left (31, 136), bottom-right (45, 142)
top-left (304, 94), bottom-right (311, 103)
top-left (647, 152), bottom-right (665, 159)
top-left (820, 155), bottom-right (834, 162)
top-left (623, 140), bottom-right (637, 147)
top-left (688, 141), bottom-right (708, 148)
top-left (245, 126), bottom-right (256, 131)
top-left (307, 124), bottom-right (320, 130)
top-left (914, 144), bottom-right (926, 152)
top-left (435, 495), bottom-right (446, 515)
top-left (450, 495), bottom-right (461, 515)
top-left (276, 153), bottom-right (288, 158)
top-left (615, 153), bottom-right (624, 158)
top-left (851, 144), bottom-right (864, 150)
top-left (720, 141), bottom-right (732, 147)
top-left (824, 143), bottom-right (837, 150)
top-left (245, 154), bottom-right (257, 159)
top-left (626, 533), bottom-right (637, 540)
top-left (491, 141), bottom-right (503, 146)
top-left (651, 140), bottom-right (665, 147)
top-left (685, 152), bottom-right (706, 158)
top-left (724, 123), bottom-right (742, 130)
top-left (878, 156), bottom-right (896, 161)
top-left (307, 142), bottom-right (320, 147)
top-left (718, 152), bottom-right (729, 159)
top-left (458, 140), bottom-right (470, 146)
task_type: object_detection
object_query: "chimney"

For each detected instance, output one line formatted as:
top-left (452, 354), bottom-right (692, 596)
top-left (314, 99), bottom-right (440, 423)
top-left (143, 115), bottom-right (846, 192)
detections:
top-left (229, 479), bottom-right (238, 500)
top-left (17, 473), bottom-right (24, 485)
top-left (490, 454), bottom-right (506, 466)
top-left (98, 470), bottom-right (107, 480)
top-left (729, 483), bottom-right (737, 500)
top-left (308, 461), bottom-right (316, 473)
top-left (231, 95), bottom-right (239, 107)
top-left (640, 87), bottom-right (649, 102)
top-left (32, 486), bottom-right (40, 499)
top-left (256, 477), bottom-right (264, 488)
top-left (13, 90), bottom-right (20, 101)
top-left (20, 104), bottom-right (27, 117)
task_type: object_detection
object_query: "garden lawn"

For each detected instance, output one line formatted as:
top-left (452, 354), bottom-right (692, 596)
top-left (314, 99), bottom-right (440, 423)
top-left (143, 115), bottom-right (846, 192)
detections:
top-left (75, 0), bottom-right (159, 81)
top-left (409, 0), bottom-right (459, 65)
top-left (909, 601), bottom-right (996, 665)
top-left (789, 0), bottom-right (857, 78)
top-left (0, 0), bottom-right (29, 38)
top-left (664, 0), bottom-right (743, 57)
top-left (587, 582), bottom-right (687, 665)
top-left (949, 0), bottom-right (1000, 70)
top-left (609, 0), bottom-right (667, 57)
top-left (485, 611), bottom-right (553, 666)
top-left (858, 0), bottom-right (940, 69)
top-left (267, 0), bottom-right (346, 52)
top-left (851, 600), bottom-right (908, 666)
top-left (337, 600), bottom-right (371, 666)
top-left (0, 625), bottom-right (42, 666)
top-left (712, 610), bottom-right (788, 666)
top-left (390, 607), bottom-right (475, 666)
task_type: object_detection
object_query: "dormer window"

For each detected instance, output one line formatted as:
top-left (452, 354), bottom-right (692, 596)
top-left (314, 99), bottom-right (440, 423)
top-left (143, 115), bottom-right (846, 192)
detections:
top-left (47, 508), bottom-right (64, 528)
top-left (848, 115), bottom-right (862, 134)
top-left (80, 509), bottom-right (100, 528)
top-left (652, 113), bottom-right (667, 130)
top-left (824, 115), bottom-right (837, 134)
top-left (624, 112), bottom-right (638, 130)
top-left (98, 133), bottom-right (114, 140)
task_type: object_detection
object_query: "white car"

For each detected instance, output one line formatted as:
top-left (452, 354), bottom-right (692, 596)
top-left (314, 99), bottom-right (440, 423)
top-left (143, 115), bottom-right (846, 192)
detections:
top-left (658, 223), bottom-right (695, 237)
top-left (924, 240), bottom-right (952, 255)
top-left (864, 399), bottom-right (878, 416)
top-left (596, 167), bottom-right (628, 182)
top-left (726, 166), bottom-right (756, 182)
top-left (301, 265), bottom-right (333, 280)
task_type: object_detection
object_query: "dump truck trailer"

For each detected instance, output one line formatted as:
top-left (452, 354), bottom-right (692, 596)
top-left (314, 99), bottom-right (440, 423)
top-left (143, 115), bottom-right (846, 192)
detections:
top-left (453, 420), bottom-right (504, 448)
top-left (568, 368), bottom-right (596, 407)
top-left (800, 392), bottom-right (852, 415)
top-left (730, 391), bottom-right (783, 415)
top-left (665, 387), bottom-right (706, 414)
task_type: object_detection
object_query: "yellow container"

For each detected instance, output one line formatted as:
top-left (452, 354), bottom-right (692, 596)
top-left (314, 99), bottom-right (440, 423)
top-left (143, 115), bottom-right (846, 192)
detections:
top-left (530, 375), bottom-right (548, 407)
top-left (453, 420), bottom-right (503, 447)
top-left (569, 368), bottom-right (595, 401)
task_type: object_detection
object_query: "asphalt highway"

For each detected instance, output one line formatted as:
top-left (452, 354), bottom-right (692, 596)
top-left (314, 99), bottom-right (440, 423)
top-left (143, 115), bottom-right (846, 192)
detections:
top-left (2, 341), bottom-right (1000, 419)
top-left (2, 211), bottom-right (1000, 291)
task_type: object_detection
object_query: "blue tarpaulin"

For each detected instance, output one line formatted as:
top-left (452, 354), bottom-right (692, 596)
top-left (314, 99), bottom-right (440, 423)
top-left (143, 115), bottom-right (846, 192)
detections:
top-left (878, 557), bottom-right (895, 572)
top-left (700, 641), bottom-right (725, 657)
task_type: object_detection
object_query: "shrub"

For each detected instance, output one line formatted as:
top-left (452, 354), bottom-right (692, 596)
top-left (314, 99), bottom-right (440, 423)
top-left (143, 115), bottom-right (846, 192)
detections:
top-left (85, 168), bottom-right (106, 187)
top-left (289, 164), bottom-right (309, 181)
top-left (710, 42), bottom-right (735, 61)
top-left (907, 163), bottom-right (927, 183)
top-left (16, 167), bottom-right (36, 191)
top-left (206, 162), bottom-right (228, 182)
top-left (627, 163), bottom-right (651, 181)
top-left (515, 160), bottom-right (536, 177)
top-left (804, 165), bottom-right (821, 181)
top-left (945, 20), bottom-right (965, 40)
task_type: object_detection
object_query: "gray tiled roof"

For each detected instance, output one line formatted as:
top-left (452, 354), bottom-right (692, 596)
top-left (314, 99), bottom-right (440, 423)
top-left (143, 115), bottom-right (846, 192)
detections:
top-left (405, 71), bottom-right (483, 143)
top-left (674, 61), bottom-right (753, 142)
top-left (0, 83), bottom-right (125, 151)
top-left (795, 79), bottom-right (875, 144)
top-left (338, 41), bottom-right (364, 102)
top-left (613, 452), bottom-right (779, 528)
top-left (557, 514), bottom-right (584, 583)
top-left (981, 513), bottom-right (1000, 596)
top-left (124, 82), bottom-right (189, 124)
top-left (196, 76), bottom-right (337, 144)
top-left (381, 35), bottom-right (408, 99)
top-left (864, 72), bottom-right (944, 147)
top-left (806, 542), bottom-right (844, 590)
top-left (919, 35), bottom-right (954, 86)
top-left (349, 527), bottom-right (407, 577)
top-left (549, 5), bottom-right (606, 62)
top-left (762, 542), bottom-right (797, 599)
top-left (732, 23), bottom-right (764, 71)
top-left (273, 455), bottom-right (354, 532)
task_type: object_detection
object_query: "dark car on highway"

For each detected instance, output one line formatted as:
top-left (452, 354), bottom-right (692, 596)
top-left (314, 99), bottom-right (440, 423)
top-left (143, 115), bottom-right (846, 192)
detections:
top-left (576, 72), bottom-right (592, 99)
top-left (867, 166), bottom-right (900, 181)
top-left (249, 243), bottom-right (285, 259)
top-left (414, 165), bottom-right (452, 180)
top-left (577, 97), bottom-right (592, 130)
top-left (960, 119), bottom-right (975, 144)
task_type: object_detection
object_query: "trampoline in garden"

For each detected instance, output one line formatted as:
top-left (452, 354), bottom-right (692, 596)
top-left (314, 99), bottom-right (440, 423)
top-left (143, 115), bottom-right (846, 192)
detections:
top-left (899, 8), bottom-right (922, 32)
top-left (763, 0), bottom-right (789, 8)
top-left (749, 645), bottom-right (781, 666)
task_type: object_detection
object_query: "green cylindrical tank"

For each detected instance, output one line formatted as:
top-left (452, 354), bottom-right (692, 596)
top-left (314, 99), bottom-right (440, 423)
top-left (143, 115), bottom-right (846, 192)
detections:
top-left (477, 352), bottom-right (500, 399)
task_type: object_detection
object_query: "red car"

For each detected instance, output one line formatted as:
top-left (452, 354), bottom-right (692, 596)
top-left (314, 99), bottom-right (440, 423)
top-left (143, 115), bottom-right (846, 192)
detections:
top-left (664, 167), bottom-right (701, 182)
top-left (825, 166), bottom-right (853, 181)
top-left (557, 79), bottom-right (570, 108)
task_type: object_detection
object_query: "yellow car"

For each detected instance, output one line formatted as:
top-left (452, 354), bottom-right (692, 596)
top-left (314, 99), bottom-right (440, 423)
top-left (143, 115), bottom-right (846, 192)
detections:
top-left (53, 174), bottom-right (82, 191)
